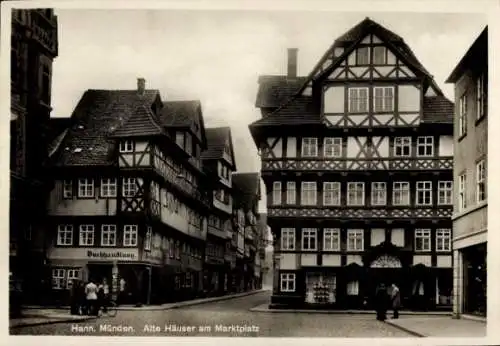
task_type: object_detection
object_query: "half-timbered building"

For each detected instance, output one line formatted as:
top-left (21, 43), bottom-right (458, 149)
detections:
top-left (46, 79), bottom-right (211, 305)
top-left (201, 127), bottom-right (237, 295)
top-left (10, 9), bottom-right (59, 308)
top-left (249, 18), bottom-right (454, 310)
top-left (446, 27), bottom-right (488, 318)
top-left (232, 173), bottom-right (262, 291)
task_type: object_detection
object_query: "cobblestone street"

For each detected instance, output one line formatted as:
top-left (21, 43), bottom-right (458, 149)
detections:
top-left (10, 291), bottom-right (412, 337)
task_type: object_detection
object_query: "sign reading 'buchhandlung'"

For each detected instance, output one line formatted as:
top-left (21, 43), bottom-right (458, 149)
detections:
top-left (49, 248), bottom-right (139, 262)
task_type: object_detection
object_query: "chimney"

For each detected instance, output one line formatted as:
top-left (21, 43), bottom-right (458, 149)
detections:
top-left (287, 48), bottom-right (298, 78)
top-left (137, 77), bottom-right (146, 95)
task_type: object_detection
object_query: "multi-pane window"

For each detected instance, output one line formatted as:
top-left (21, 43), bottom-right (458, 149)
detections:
top-left (438, 181), bottom-right (453, 205)
top-left (101, 178), bottom-right (117, 197)
top-left (347, 229), bottom-right (364, 251)
top-left (119, 140), bottom-right (134, 153)
top-left (63, 180), bottom-right (73, 199)
top-left (323, 137), bottom-right (342, 158)
top-left (301, 182), bottom-right (317, 206)
top-left (417, 136), bottom-right (434, 157)
top-left (302, 228), bottom-right (317, 251)
top-left (272, 182), bottom-right (282, 205)
top-left (52, 269), bottom-right (66, 289)
top-left (393, 182), bottom-right (410, 206)
top-left (415, 229), bottom-right (431, 251)
top-left (281, 228), bottom-right (295, 250)
top-left (122, 178), bottom-right (137, 197)
top-left (393, 137), bottom-right (411, 157)
top-left (66, 269), bottom-right (80, 289)
top-left (371, 182), bottom-right (387, 206)
top-left (57, 225), bottom-right (73, 246)
top-left (78, 179), bottom-right (94, 198)
top-left (323, 182), bottom-right (341, 206)
top-left (101, 225), bottom-right (116, 247)
top-left (373, 87), bottom-right (394, 112)
top-left (280, 273), bottom-right (296, 292)
top-left (459, 94), bottom-right (467, 137)
top-left (348, 88), bottom-right (369, 113)
top-left (356, 47), bottom-right (370, 65)
top-left (347, 182), bottom-right (365, 206)
top-left (373, 46), bottom-right (387, 65)
top-left (286, 182), bottom-right (296, 205)
top-left (476, 73), bottom-right (486, 120)
top-left (301, 138), bottom-right (318, 157)
top-left (323, 228), bottom-right (340, 251)
top-left (79, 225), bottom-right (95, 246)
top-left (436, 229), bottom-right (451, 252)
top-left (416, 181), bottom-right (432, 206)
top-left (144, 227), bottom-right (152, 251)
top-left (123, 225), bottom-right (138, 247)
top-left (477, 160), bottom-right (486, 202)
top-left (458, 173), bottom-right (467, 211)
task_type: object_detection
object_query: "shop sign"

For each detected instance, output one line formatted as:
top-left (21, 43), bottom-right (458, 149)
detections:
top-left (49, 247), bottom-right (139, 262)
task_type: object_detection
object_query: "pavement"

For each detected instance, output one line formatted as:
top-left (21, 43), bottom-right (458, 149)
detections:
top-left (384, 315), bottom-right (486, 337)
top-left (10, 290), bottom-right (486, 338)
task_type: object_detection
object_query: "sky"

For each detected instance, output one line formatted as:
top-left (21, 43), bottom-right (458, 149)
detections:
top-left (50, 9), bottom-right (487, 213)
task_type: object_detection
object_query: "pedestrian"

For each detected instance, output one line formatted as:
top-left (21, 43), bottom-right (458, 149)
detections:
top-left (390, 283), bottom-right (401, 319)
top-left (69, 279), bottom-right (81, 315)
top-left (84, 278), bottom-right (98, 316)
top-left (98, 278), bottom-right (110, 313)
top-left (118, 277), bottom-right (126, 305)
top-left (375, 283), bottom-right (389, 321)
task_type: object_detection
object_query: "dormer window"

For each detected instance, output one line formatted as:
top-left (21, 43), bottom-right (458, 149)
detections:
top-left (119, 140), bottom-right (134, 153)
top-left (176, 132), bottom-right (185, 149)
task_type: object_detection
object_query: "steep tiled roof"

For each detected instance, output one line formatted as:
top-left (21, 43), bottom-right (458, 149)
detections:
top-left (50, 89), bottom-right (159, 166)
top-left (160, 100), bottom-right (201, 127)
top-left (201, 127), bottom-right (229, 160)
top-left (255, 76), bottom-right (307, 108)
top-left (250, 95), bottom-right (321, 127)
top-left (232, 172), bottom-right (260, 211)
top-left (110, 105), bottom-right (165, 137)
top-left (422, 96), bottom-right (454, 124)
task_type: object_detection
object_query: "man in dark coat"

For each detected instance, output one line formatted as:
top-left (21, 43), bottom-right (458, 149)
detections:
top-left (390, 283), bottom-right (401, 319)
top-left (375, 283), bottom-right (390, 321)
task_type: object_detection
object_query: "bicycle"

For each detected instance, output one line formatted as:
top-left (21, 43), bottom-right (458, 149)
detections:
top-left (98, 300), bottom-right (118, 318)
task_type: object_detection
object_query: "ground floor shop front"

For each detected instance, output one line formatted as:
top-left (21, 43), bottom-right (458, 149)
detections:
top-left (453, 241), bottom-right (487, 318)
top-left (271, 265), bottom-right (452, 311)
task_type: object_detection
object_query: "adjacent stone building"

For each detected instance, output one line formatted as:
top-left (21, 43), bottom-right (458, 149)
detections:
top-left (446, 27), bottom-right (488, 318)
top-left (249, 18), bottom-right (455, 310)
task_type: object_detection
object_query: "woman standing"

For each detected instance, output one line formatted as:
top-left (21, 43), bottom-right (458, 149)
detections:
top-left (374, 283), bottom-right (389, 321)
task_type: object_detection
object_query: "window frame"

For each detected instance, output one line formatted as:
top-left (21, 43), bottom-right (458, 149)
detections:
top-left (348, 87), bottom-right (369, 113)
top-left (393, 137), bottom-right (411, 157)
top-left (459, 93), bottom-right (467, 138)
top-left (281, 228), bottom-right (295, 251)
top-left (416, 136), bottom-right (434, 157)
top-left (63, 180), bottom-right (73, 199)
top-left (123, 225), bottom-right (138, 247)
top-left (66, 269), bottom-right (80, 289)
top-left (373, 86), bottom-right (394, 113)
top-left (414, 229), bottom-right (431, 252)
top-left (356, 46), bottom-right (370, 65)
top-left (323, 182), bottom-right (341, 206)
top-left (286, 181), bottom-right (296, 205)
top-left (301, 182), bottom-right (317, 206)
top-left (323, 228), bottom-right (340, 251)
top-left (79, 224), bottom-right (95, 246)
top-left (100, 178), bottom-right (117, 198)
top-left (476, 73), bottom-right (486, 121)
top-left (476, 160), bottom-right (486, 203)
top-left (77, 178), bottom-right (94, 198)
top-left (301, 228), bottom-right (318, 251)
top-left (101, 224), bottom-right (117, 247)
top-left (372, 46), bottom-right (387, 65)
top-left (57, 225), bottom-right (73, 246)
top-left (347, 182), bottom-right (365, 206)
top-left (144, 226), bottom-right (152, 251)
top-left (280, 273), bottom-right (296, 292)
top-left (436, 229), bottom-right (451, 252)
top-left (438, 181), bottom-right (453, 205)
top-left (392, 181), bottom-right (410, 206)
top-left (347, 229), bottom-right (364, 251)
top-left (122, 177), bottom-right (137, 197)
top-left (52, 268), bottom-right (66, 290)
top-left (301, 137), bottom-right (318, 157)
top-left (416, 181), bottom-right (433, 206)
top-left (119, 140), bottom-right (134, 153)
top-left (323, 137), bottom-right (342, 158)
top-left (272, 181), bottom-right (282, 205)
top-left (458, 173), bottom-right (467, 211)
top-left (371, 182), bottom-right (387, 206)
